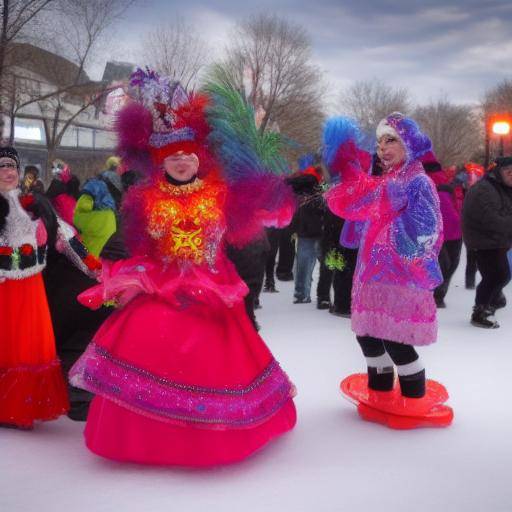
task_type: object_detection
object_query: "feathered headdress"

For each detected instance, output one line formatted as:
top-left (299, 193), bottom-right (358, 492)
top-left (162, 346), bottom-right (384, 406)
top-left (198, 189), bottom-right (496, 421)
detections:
top-left (116, 68), bottom-right (212, 176)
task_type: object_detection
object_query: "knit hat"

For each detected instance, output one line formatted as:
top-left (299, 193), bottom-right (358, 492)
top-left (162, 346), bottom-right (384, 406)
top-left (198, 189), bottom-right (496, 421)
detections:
top-left (495, 156), bottom-right (512, 169)
top-left (376, 112), bottom-right (432, 161)
top-left (0, 146), bottom-right (20, 169)
top-left (105, 156), bottom-right (121, 170)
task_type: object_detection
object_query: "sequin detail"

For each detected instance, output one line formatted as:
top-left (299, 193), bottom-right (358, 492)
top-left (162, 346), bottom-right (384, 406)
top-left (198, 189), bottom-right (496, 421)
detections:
top-left (70, 343), bottom-right (294, 428)
top-left (146, 177), bottom-right (225, 265)
top-left (327, 160), bottom-right (442, 346)
top-left (351, 282), bottom-right (438, 346)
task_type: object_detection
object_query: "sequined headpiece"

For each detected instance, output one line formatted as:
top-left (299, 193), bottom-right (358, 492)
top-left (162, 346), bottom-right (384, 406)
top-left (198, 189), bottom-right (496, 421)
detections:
top-left (376, 112), bottom-right (432, 161)
top-left (116, 68), bottom-right (209, 168)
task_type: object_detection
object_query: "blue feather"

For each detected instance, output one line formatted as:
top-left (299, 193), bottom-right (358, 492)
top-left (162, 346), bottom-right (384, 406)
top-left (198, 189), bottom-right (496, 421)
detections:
top-left (322, 117), bottom-right (362, 167)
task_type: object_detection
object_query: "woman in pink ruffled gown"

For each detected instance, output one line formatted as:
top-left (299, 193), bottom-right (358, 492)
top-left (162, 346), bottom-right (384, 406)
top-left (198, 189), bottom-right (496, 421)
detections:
top-left (69, 70), bottom-right (297, 466)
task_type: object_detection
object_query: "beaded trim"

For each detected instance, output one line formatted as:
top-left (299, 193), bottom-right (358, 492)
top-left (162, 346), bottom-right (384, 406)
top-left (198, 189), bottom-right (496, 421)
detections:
top-left (158, 177), bottom-right (205, 196)
top-left (149, 128), bottom-right (196, 148)
top-left (93, 344), bottom-right (279, 395)
top-left (70, 342), bottom-right (294, 428)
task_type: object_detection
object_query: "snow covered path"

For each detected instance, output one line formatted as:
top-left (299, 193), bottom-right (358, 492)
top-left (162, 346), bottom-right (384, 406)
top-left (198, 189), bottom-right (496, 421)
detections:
top-left (2, 262), bottom-right (511, 512)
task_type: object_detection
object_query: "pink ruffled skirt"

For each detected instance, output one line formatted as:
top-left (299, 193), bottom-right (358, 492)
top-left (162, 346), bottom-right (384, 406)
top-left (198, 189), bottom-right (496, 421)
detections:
top-left (71, 295), bottom-right (296, 466)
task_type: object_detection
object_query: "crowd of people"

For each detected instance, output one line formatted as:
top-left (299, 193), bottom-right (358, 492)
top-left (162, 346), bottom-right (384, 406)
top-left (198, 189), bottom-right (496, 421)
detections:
top-left (1, 67), bottom-right (512, 464)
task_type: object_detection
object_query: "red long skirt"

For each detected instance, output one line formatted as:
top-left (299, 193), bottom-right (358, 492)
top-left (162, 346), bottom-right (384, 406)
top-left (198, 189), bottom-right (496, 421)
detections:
top-left (0, 274), bottom-right (69, 428)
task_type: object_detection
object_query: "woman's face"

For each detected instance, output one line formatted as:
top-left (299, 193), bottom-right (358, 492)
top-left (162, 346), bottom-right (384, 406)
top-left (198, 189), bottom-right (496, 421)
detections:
top-left (163, 152), bottom-right (199, 182)
top-left (0, 158), bottom-right (20, 192)
top-left (377, 135), bottom-right (406, 170)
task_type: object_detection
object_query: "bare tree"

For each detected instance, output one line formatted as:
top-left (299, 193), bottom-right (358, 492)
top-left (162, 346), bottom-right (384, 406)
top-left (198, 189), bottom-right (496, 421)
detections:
top-left (211, 14), bottom-right (324, 161)
top-left (5, 0), bottom-right (136, 166)
top-left (483, 79), bottom-right (512, 115)
top-left (0, 0), bottom-right (56, 140)
top-left (414, 99), bottom-right (482, 166)
top-left (338, 79), bottom-right (411, 135)
top-left (141, 17), bottom-right (208, 91)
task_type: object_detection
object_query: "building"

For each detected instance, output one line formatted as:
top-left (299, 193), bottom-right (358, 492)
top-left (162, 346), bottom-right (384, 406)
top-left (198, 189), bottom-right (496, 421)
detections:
top-left (1, 43), bottom-right (133, 182)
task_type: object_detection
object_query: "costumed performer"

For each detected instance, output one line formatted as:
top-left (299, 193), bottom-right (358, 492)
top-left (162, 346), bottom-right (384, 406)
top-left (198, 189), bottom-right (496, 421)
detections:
top-left (323, 114), bottom-right (453, 429)
top-left (0, 146), bottom-right (100, 429)
top-left (69, 68), bottom-right (297, 466)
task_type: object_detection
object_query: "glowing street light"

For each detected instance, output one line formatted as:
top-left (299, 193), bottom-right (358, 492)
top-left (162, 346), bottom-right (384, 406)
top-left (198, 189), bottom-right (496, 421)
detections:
top-left (492, 121), bottom-right (511, 136)
top-left (491, 120), bottom-right (511, 156)
top-left (485, 115), bottom-right (511, 166)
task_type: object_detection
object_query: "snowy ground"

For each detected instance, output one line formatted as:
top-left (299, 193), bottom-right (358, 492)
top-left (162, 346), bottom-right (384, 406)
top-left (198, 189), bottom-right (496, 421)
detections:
top-left (2, 260), bottom-right (512, 512)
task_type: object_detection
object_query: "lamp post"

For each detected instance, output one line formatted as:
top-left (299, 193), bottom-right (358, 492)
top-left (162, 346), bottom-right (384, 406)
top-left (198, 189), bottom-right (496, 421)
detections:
top-left (492, 121), bottom-right (510, 157)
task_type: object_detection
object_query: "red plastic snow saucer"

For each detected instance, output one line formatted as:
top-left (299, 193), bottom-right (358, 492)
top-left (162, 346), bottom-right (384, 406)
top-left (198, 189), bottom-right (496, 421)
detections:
top-left (340, 373), bottom-right (453, 429)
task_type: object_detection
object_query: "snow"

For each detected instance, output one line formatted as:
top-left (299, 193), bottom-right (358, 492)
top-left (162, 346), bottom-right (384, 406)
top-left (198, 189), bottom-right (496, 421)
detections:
top-left (2, 260), bottom-right (512, 512)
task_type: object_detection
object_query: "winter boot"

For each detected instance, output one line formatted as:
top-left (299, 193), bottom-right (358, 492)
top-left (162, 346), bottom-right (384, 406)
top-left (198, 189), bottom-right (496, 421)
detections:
top-left (317, 298), bottom-right (331, 310)
top-left (367, 366), bottom-right (394, 392)
top-left (490, 292), bottom-right (506, 311)
top-left (398, 370), bottom-right (426, 398)
top-left (471, 305), bottom-right (499, 329)
top-left (263, 281), bottom-right (279, 293)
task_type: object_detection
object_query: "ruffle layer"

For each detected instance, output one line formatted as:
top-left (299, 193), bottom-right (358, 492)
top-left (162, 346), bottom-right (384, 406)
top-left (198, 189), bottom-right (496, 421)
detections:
top-left (352, 281), bottom-right (437, 345)
top-left (0, 359), bottom-right (69, 427)
top-left (78, 255), bottom-right (248, 311)
top-left (70, 343), bottom-right (295, 430)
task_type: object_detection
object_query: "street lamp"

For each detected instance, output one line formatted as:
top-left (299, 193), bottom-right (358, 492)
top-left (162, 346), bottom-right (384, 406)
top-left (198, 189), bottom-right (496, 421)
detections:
top-left (492, 120), bottom-right (510, 157)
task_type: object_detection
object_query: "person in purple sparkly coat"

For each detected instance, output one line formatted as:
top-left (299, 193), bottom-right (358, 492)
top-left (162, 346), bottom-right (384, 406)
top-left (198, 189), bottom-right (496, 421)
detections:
top-left (325, 113), bottom-right (443, 399)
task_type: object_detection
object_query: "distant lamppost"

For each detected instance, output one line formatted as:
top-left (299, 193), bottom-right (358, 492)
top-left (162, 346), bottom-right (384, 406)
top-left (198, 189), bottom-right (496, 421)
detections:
top-left (485, 116), bottom-right (511, 167)
top-left (492, 120), bottom-right (510, 157)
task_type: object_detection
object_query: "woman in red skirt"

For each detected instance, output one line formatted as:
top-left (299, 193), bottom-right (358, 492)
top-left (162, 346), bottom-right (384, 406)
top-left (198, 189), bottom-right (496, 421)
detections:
top-left (1, 146), bottom-right (99, 429)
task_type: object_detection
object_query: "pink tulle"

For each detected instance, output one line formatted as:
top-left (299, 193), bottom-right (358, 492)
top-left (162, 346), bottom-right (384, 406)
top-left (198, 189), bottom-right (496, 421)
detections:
top-left (79, 254), bottom-right (248, 311)
top-left (352, 282), bottom-right (438, 345)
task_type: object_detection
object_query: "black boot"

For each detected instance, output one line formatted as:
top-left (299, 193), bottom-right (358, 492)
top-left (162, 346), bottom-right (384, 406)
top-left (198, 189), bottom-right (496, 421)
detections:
top-left (367, 367), bottom-right (394, 391)
top-left (471, 305), bottom-right (499, 329)
top-left (317, 299), bottom-right (331, 310)
top-left (263, 282), bottom-right (279, 293)
top-left (490, 292), bottom-right (506, 311)
top-left (398, 370), bottom-right (426, 398)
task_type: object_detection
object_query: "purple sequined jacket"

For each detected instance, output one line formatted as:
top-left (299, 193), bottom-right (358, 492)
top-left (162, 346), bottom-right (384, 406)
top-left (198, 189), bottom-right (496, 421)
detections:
top-left (327, 158), bottom-right (443, 346)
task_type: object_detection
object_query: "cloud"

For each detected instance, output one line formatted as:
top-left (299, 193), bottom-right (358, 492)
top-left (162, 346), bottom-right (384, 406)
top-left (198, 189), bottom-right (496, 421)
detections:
top-left (91, 0), bottom-right (512, 106)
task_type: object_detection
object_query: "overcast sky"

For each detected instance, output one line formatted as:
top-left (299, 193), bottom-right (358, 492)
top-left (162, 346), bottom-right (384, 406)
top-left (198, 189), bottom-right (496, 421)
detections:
top-left (101, 0), bottom-right (512, 109)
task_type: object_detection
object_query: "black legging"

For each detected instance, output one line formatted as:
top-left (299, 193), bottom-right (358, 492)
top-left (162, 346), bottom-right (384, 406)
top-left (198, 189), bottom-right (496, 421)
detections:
top-left (356, 335), bottom-right (425, 397)
top-left (475, 248), bottom-right (511, 308)
top-left (356, 336), bottom-right (419, 366)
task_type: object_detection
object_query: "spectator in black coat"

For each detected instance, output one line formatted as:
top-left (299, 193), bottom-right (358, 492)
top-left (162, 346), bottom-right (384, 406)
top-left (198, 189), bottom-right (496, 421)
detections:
top-left (286, 167), bottom-right (324, 304)
top-left (462, 156), bottom-right (512, 328)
